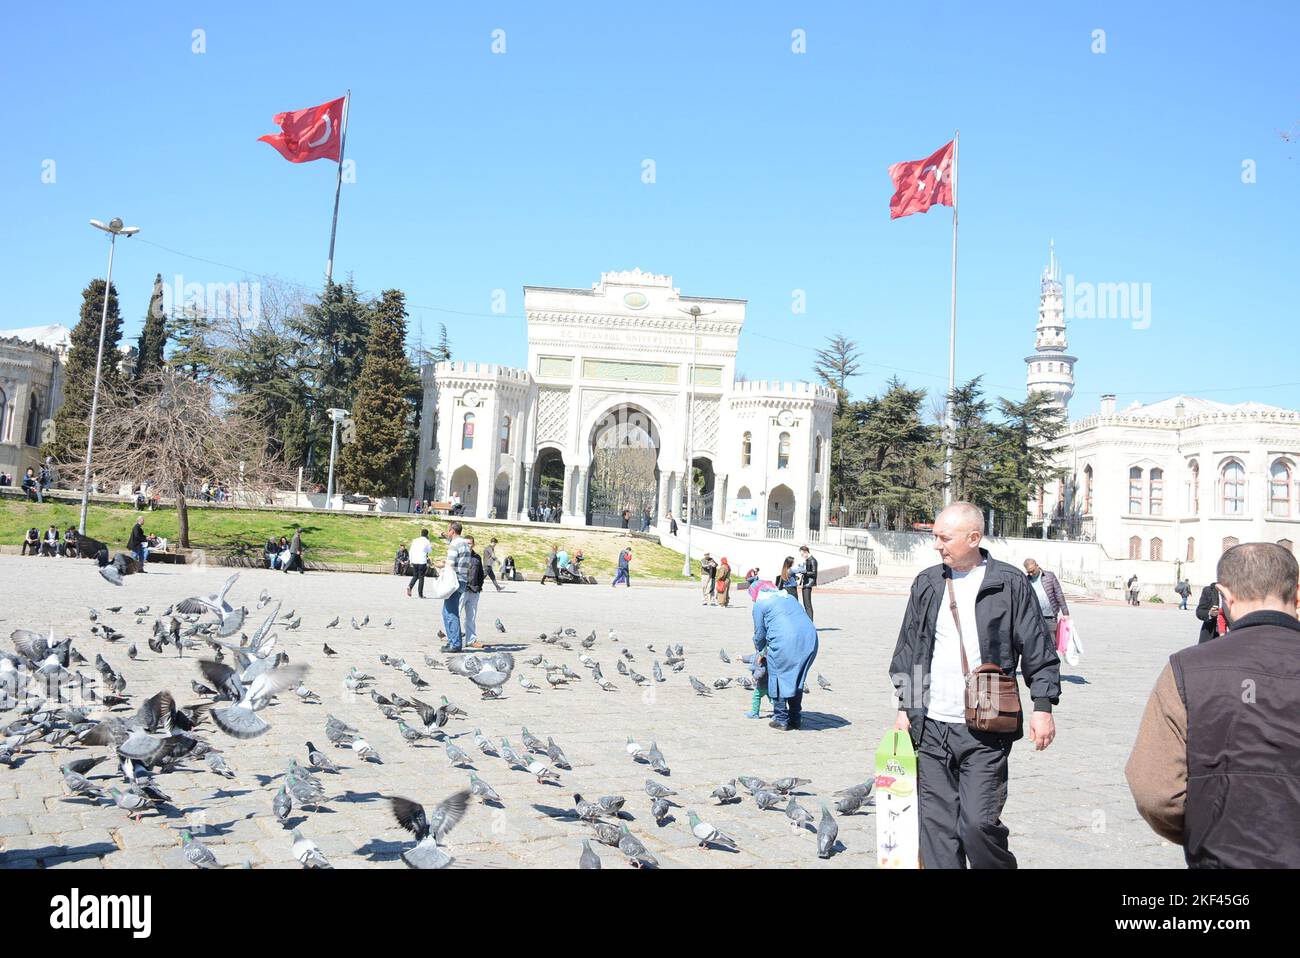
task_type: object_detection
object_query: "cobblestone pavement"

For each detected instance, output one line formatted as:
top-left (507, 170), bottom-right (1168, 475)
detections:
top-left (0, 555), bottom-right (1189, 869)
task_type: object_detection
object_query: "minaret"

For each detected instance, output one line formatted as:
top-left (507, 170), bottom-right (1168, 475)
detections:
top-left (1025, 240), bottom-right (1076, 411)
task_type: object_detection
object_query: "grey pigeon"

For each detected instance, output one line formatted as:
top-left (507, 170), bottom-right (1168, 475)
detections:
top-left (711, 779), bottom-right (738, 804)
top-left (817, 674), bottom-right (832, 691)
top-left (771, 776), bottom-right (811, 794)
top-left (545, 735), bottom-right (571, 769)
top-left (689, 810), bottom-right (738, 849)
top-left (644, 779), bottom-right (676, 799)
top-left (689, 676), bottom-right (711, 696)
top-left (181, 829), bottom-right (219, 868)
top-left (617, 825), bottom-right (658, 868)
top-left (389, 791), bottom-right (470, 869)
top-left (652, 661), bottom-right (664, 682)
top-left (754, 790), bottom-right (783, 811)
top-left (469, 772), bottom-right (500, 804)
top-left (291, 828), bottom-right (332, 868)
top-left (306, 741), bottom-right (339, 772)
top-left (579, 838), bottom-right (601, 869)
top-left (590, 821), bottom-right (621, 847)
top-left (650, 797), bottom-right (671, 823)
top-left (817, 803), bottom-right (839, 858)
top-left (785, 796), bottom-right (814, 828)
top-left (494, 618), bottom-right (506, 633)
top-left (719, 649), bottom-right (730, 664)
top-left (326, 616), bottom-right (339, 629)
top-left (273, 785), bottom-right (292, 823)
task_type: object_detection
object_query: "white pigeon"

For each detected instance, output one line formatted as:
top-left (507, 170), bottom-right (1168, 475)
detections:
top-left (176, 573), bottom-right (246, 637)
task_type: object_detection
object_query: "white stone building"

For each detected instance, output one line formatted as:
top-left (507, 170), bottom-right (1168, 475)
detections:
top-left (1026, 249), bottom-right (1300, 584)
top-left (0, 325), bottom-right (67, 481)
top-left (414, 269), bottom-right (837, 538)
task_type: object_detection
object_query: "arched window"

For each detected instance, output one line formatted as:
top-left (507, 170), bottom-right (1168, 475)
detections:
top-left (1220, 460), bottom-right (1245, 515)
top-left (777, 432), bottom-right (791, 470)
top-left (0, 386), bottom-right (7, 443)
top-left (1128, 536), bottom-right (1141, 560)
top-left (1222, 536), bottom-right (1239, 553)
top-left (741, 432), bottom-right (752, 467)
top-left (1186, 537), bottom-right (1195, 561)
top-left (1128, 467), bottom-right (1143, 514)
top-left (1150, 537), bottom-right (1163, 561)
top-left (1278, 538), bottom-right (1294, 553)
top-left (814, 435), bottom-right (823, 474)
top-left (499, 416), bottom-right (511, 455)
top-left (1148, 467), bottom-right (1163, 516)
top-left (1083, 464), bottom-right (1093, 513)
top-left (461, 412), bottom-right (475, 450)
top-left (1187, 459), bottom-right (1199, 515)
top-left (1269, 460), bottom-right (1292, 517)
top-left (24, 391), bottom-right (42, 447)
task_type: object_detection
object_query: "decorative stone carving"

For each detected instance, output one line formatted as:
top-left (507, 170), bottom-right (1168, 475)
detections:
top-left (536, 387), bottom-right (570, 445)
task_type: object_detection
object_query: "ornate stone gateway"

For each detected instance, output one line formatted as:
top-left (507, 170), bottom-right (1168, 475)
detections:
top-left (587, 405), bottom-right (660, 529)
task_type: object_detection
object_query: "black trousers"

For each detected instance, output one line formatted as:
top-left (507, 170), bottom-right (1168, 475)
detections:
top-left (801, 585), bottom-right (815, 621)
top-left (407, 563), bottom-right (428, 596)
top-left (484, 564), bottom-right (501, 590)
top-left (917, 718), bottom-right (1016, 869)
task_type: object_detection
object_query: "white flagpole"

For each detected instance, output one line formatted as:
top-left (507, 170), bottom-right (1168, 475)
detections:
top-left (325, 90), bottom-right (351, 285)
top-left (943, 130), bottom-right (959, 507)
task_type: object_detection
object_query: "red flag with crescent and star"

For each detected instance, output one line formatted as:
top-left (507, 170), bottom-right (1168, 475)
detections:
top-left (258, 96), bottom-right (345, 163)
top-left (887, 140), bottom-right (955, 219)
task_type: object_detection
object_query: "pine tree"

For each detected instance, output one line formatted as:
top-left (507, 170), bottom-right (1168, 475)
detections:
top-left (44, 278), bottom-right (126, 465)
top-left (945, 377), bottom-right (994, 507)
top-left (338, 290), bottom-right (418, 496)
top-left (986, 392), bottom-right (1067, 533)
top-left (435, 322), bottom-right (452, 362)
top-left (166, 303), bottom-right (218, 381)
top-left (859, 378), bottom-right (941, 529)
top-left (134, 273), bottom-right (168, 382)
top-left (812, 333), bottom-right (864, 516)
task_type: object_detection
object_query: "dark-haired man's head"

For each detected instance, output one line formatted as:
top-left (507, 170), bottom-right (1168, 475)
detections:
top-left (420, 529), bottom-right (428, 539)
top-left (449, 521), bottom-right (462, 536)
top-left (1217, 542), bottom-right (1300, 623)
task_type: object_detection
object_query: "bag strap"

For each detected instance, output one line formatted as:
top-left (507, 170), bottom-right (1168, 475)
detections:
top-left (945, 576), bottom-right (972, 679)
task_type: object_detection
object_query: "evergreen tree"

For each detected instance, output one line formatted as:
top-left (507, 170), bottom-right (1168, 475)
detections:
top-left (986, 392), bottom-right (1067, 533)
top-left (134, 273), bottom-right (168, 382)
top-left (292, 278), bottom-right (371, 481)
top-left (221, 317), bottom-right (311, 465)
top-left (945, 376), bottom-right (994, 507)
top-left (44, 278), bottom-right (126, 465)
top-left (166, 303), bottom-right (219, 380)
top-left (338, 290), bottom-right (418, 496)
top-left (812, 333), bottom-right (864, 516)
top-left (859, 378), bottom-right (941, 529)
top-left (435, 322), bottom-right (452, 362)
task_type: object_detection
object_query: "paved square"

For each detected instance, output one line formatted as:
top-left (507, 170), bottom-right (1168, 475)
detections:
top-left (0, 555), bottom-right (1189, 869)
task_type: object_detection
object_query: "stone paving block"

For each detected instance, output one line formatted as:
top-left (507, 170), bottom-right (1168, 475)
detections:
top-left (0, 814), bottom-right (33, 837)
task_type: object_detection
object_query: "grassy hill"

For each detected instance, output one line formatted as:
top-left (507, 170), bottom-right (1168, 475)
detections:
top-left (0, 498), bottom-right (696, 580)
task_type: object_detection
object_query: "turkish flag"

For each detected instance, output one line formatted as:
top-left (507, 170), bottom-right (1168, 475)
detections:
top-left (258, 96), bottom-right (345, 163)
top-left (888, 140), bottom-right (955, 219)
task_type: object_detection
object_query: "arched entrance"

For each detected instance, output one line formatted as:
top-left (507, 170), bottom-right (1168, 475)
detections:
top-left (688, 456), bottom-right (715, 528)
top-left (587, 404), bottom-right (661, 528)
top-left (768, 483), bottom-right (796, 530)
top-left (421, 468), bottom-right (435, 503)
top-left (492, 472), bottom-right (510, 519)
top-left (450, 465), bottom-right (478, 517)
top-left (809, 490), bottom-right (822, 532)
top-left (533, 448), bottom-right (565, 517)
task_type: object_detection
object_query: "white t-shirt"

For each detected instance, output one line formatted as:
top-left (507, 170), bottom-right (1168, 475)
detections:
top-left (928, 562), bottom-right (987, 724)
top-left (409, 535), bottom-right (432, 566)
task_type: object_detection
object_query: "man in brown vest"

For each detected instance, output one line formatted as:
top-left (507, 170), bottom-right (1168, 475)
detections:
top-left (1126, 542), bottom-right (1300, 867)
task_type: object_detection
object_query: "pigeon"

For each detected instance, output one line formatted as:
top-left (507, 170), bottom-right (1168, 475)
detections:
top-left (204, 660), bottom-right (309, 739)
top-left (719, 649), bottom-right (731, 664)
top-left (60, 765), bottom-right (105, 801)
top-left (590, 821), bottom-right (621, 847)
top-left (176, 573), bottom-right (246, 637)
top-left (650, 797), bottom-right (672, 823)
top-left (647, 741), bottom-right (669, 775)
top-left (754, 790), bottom-right (784, 811)
top-left (398, 720), bottom-right (434, 744)
top-left (617, 826), bottom-right (658, 868)
top-left (389, 791), bottom-right (470, 869)
top-left (835, 793), bottom-right (866, 815)
top-left (689, 811), bottom-right (738, 850)
top-left (615, 660), bottom-right (628, 676)
top-left (518, 675), bottom-right (541, 693)
top-left (323, 644), bottom-right (337, 657)
top-left (326, 617), bottom-right (339, 629)
top-left (350, 737), bottom-right (382, 763)
top-left (256, 589), bottom-right (271, 609)
top-left (817, 674), bottom-right (832, 691)
top-left (472, 728), bottom-right (497, 756)
top-left (785, 796), bottom-right (814, 829)
top-left (181, 829), bottom-right (220, 868)
top-left (205, 752), bottom-right (236, 779)
top-left (273, 785), bottom-right (292, 823)
top-left (525, 759), bottom-right (559, 784)
top-left (384, 618), bottom-right (394, 629)
top-left (127, 644), bottom-right (138, 660)
top-left (771, 777), bottom-right (811, 794)
top-left (521, 727), bottom-right (546, 753)
top-left (494, 618), bottom-right (506, 633)
top-left (644, 779), bottom-right (676, 799)
top-left (738, 776), bottom-right (770, 794)
top-left (108, 786), bottom-right (155, 822)
top-left (291, 828), bottom-right (332, 868)
top-left (468, 772), bottom-right (500, 804)
top-left (652, 661), bottom-right (664, 683)
top-left (579, 838), bottom-right (601, 869)
top-left (711, 779), bottom-right (739, 804)
top-left (597, 795), bottom-right (625, 816)
top-left (712, 678), bottom-right (733, 689)
top-left (361, 615), bottom-right (370, 627)
top-left (445, 742), bottom-right (473, 768)
top-left (689, 676), bottom-right (711, 696)
top-left (817, 804), bottom-right (839, 858)
top-left (573, 793), bottom-right (607, 822)
top-left (629, 670), bottom-right (647, 686)
top-left (546, 737), bottom-right (571, 770)
top-left (351, 617), bottom-right (361, 631)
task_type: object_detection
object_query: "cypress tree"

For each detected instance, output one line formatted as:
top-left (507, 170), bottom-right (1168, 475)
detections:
top-left (338, 289), bottom-right (417, 496)
top-left (134, 273), bottom-right (168, 382)
top-left (44, 278), bottom-right (126, 465)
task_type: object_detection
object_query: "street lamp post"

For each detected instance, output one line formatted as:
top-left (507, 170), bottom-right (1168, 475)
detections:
top-left (79, 218), bottom-right (139, 535)
top-left (324, 407), bottom-right (350, 509)
top-left (678, 305), bottom-right (714, 578)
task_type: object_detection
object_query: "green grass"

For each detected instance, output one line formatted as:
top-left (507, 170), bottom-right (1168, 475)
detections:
top-left (0, 498), bottom-right (696, 580)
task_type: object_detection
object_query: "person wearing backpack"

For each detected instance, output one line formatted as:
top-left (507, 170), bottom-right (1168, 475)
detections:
top-left (460, 534), bottom-right (487, 650)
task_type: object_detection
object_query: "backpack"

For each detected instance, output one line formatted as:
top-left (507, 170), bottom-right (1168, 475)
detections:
top-left (467, 554), bottom-right (485, 592)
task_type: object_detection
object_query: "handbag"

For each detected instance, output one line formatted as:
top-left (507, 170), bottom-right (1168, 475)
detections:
top-left (946, 577), bottom-right (1022, 734)
top-left (1065, 618), bottom-right (1083, 667)
top-left (431, 566), bottom-right (461, 600)
top-left (1055, 615), bottom-right (1071, 655)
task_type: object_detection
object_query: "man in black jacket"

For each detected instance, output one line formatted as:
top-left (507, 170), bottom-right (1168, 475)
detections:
top-left (127, 516), bottom-right (149, 572)
top-left (1127, 542), bottom-right (1300, 867)
top-left (889, 502), bottom-right (1061, 869)
top-left (1194, 582), bottom-right (1225, 643)
top-left (798, 545), bottom-right (818, 621)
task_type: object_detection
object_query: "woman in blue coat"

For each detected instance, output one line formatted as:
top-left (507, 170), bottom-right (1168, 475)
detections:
top-left (749, 581), bottom-right (819, 730)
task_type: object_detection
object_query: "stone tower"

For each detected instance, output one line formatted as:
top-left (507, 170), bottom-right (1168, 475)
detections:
top-left (1025, 240), bottom-right (1076, 411)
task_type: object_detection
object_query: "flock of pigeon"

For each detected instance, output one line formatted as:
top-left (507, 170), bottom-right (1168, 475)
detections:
top-left (1, 570), bottom-right (871, 869)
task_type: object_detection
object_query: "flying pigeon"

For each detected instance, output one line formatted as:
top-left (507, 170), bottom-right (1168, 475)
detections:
top-left (389, 791), bottom-right (470, 869)
top-left (176, 573), bottom-right (246, 637)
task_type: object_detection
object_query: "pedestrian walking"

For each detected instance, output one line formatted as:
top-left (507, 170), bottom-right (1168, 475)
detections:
top-left (434, 521), bottom-right (470, 652)
top-left (797, 545), bottom-right (818, 621)
top-left (1127, 542), bottom-right (1300, 867)
top-left (611, 546), bottom-right (632, 587)
top-left (540, 545), bottom-right (563, 586)
top-left (460, 535), bottom-right (485, 649)
top-left (1175, 578), bottom-right (1192, 610)
top-left (621, 508), bottom-right (631, 530)
top-left (1195, 581), bottom-right (1227, 643)
top-left (701, 552), bottom-right (718, 605)
top-left (482, 537), bottom-right (504, 591)
top-left (667, 513), bottom-right (678, 536)
top-left (1023, 558), bottom-right (1069, 644)
top-left (282, 527), bottom-right (305, 574)
top-left (716, 557), bottom-right (732, 608)
top-left (406, 529), bottom-right (432, 598)
top-left (1127, 574), bottom-right (1141, 606)
top-left (888, 502), bottom-right (1061, 869)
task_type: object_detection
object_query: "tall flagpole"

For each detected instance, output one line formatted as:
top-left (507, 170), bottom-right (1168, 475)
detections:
top-left (943, 130), bottom-right (959, 507)
top-left (325, 90), bottom-right (351, 285)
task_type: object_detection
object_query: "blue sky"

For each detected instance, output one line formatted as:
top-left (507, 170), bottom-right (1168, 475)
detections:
top-left (2, 1), bottom-right (1297, 416)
